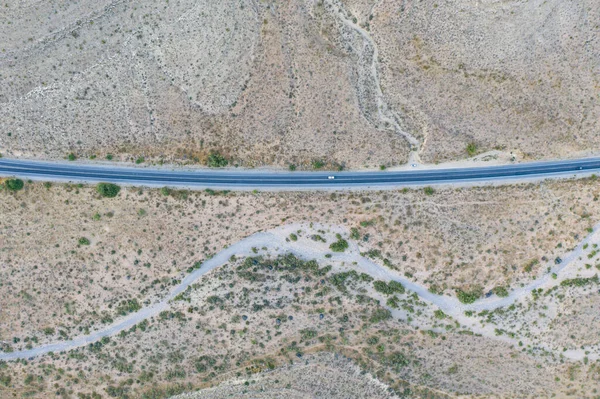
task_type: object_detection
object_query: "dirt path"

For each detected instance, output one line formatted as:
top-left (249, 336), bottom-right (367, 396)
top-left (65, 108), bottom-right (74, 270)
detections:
top-left (1, 222), bottom-right (598, 361)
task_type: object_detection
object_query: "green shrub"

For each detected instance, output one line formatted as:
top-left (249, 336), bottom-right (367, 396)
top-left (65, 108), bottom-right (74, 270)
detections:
top-left (386, 352), bottom-right (409, 371)
top-left (428, 284), bottom-right (442, 294)
top-left (289, 164), bottom-right (296, 171)
top-left (350, 227), bottom-right (360, 240)
top-left (312, 160), bottom-right (325, 169)
top-left (205, 188), bottom-right (230, 196)
top-left (373, 280), bottom-right (405, 295)
top-left (388, 281), bottom-right (405, 294)
top-left (300, 328), bottom-right (317, 340)
top-left (5, 178), bottom-right (24, 191)
top-left (386, 296), bottom-right (400, 308)
top-left (78, 237), bottom-right (91, 246)
top-left (369, 308), bottom-right (392, 323)
top-left (524, 259), bottom-right (539, 272)
top-left (360, 219), bottom-right (375, 227)
top-left (0, 374), bottom-right (11, 387)
top-left (161, 187), bottom-right (171, 196)
top-left (194, 355), bottom-right (216, 373)
top-left (135, 156), bottom-right (145, 164)
top-left (433, 310), bottom-right (446, 319)
top-left (67, 153), bottom-right (76, 161)
top-left (456, 288), bottom-right (482, 304)
top-left (330, 271), bottom-right (359, 292)
top-left (424, 186), bottom-right (435, 195)
top-left (42, 327), bottom-right (55, 335)
top-left (207, 152), bottom-right (228, 167)
top-left (466, 142), bottom-right (477, 157)
top-left (289, 233), bottom-right (298, 241)
top-left (116, 299), bottom-right (142, 316)
top-left (106, 385), bottom-right (128, 397)
top-left (96, 183), bottom-right (121, 198)
top-left (560, 274), bottom-right (598, 288)
top-left (106, 154), bottom-right (113, 160)
top-left (329, 234), bottom-right (349, 252)
top-left (493, 286), bottom-right (509, 297)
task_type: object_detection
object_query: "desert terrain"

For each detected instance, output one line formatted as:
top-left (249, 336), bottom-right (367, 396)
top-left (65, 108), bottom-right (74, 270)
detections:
top-left (1, 0), bottom-right (598, 168)
top-left (1, 0), bottom-right (600, 398)
top-left (1, 178), bottom-right (600, 397)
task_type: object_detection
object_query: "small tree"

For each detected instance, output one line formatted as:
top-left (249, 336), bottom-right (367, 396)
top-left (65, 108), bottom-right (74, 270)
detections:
top-left (96, 183), bottom-right (121, 198)
top-left (67, 153), bottom-right (76, 161)
top-left (5, 179), bottom-right (24, 191)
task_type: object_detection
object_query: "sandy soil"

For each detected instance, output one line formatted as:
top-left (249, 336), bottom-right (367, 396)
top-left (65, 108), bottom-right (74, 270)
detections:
top-left (1, 177), bottom-right (599, 344)
top-left (2, 0), bottom-right (597, 167)
top-left (1, 179), bottom-right (600, 397)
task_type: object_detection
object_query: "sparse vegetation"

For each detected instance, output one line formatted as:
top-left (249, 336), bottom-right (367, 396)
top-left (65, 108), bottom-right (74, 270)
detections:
top-left (1, 172), bottom-right (599, 398)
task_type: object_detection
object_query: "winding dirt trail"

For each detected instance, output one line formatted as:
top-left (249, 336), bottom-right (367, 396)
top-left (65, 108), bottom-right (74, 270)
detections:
top-left (1, 222), bottom-right (598, 361)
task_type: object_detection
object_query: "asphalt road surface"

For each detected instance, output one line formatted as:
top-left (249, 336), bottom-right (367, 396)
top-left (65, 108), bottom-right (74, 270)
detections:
top-left (1, 157), bottom-right (600, 189)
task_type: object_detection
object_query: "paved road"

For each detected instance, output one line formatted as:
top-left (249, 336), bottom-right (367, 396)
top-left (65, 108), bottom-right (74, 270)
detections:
top-left (1, 157), bottom-right (600, 188)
